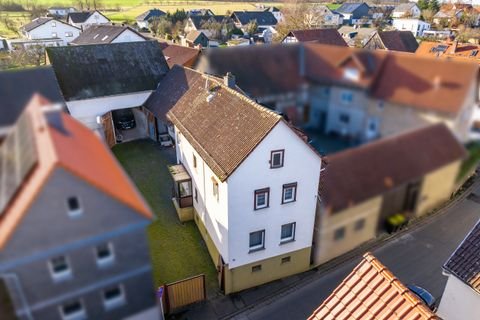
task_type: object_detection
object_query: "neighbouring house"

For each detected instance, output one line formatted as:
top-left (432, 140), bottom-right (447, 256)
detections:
top-left (0, 94), bottom-right (155, 320)
top-left (67, 10), bottom-right (111, 30)
top-left (313, 124), bottom-right (466, 265)
top-left (282, 28), bottom-right (348, 46)
top-left (392, 18), bottom-right (430, 36)
top-left (392, 3), bottom-right (421, 18)
top-left (46, 41), bottom-right (169, 146)
top-left (184, 30), bottom-right (210, 48)
top-left (7, 38), bottom-right (64, 50)
top-left (438, 219), bottom-right (480, 320)
top-left (263, 6), bottom-right (284, 23)
top-left (369, 5), bottom-right (393, 20)
top-left (338, 25), bottom-right (376, 47)
top-left (187, 9), bottom-right (214, 16)
top-left (422, 29), bottom-right (454, 39)
top-left (363, 30), bottom-right (419, 52)
top-left (309, 253), bottom-right (439, 319)
top-left (416, 40), bottom-right (480, 63)
top-left (335, 2), bottom-right (371, 25)
top-left (21, 17), bottom-right (81, 45)
top-left (163, 66), bottom-right (322, 294)
top-left (184, 15), bottom-right (232, 39)
top-left (135, 9), bottom-right (166, 29)
top-left (433, 4), bottom-right (479, 27)
top-left (47, 6), bottom-right (75, 18)
top-left (230, 11), bottom-right (278, 32)
top-left (307, 5), bottom-right (343, 26)
top-left (0, 66), bottom-right (64, 139)
top-left (159, 42), bottom-right (200, 68)
top-left (0, 36), bottom-right (7, 50)
top-left (70, 25), bottom-right (148, 45)
top-left (198, 43), bottom-right (479, 142)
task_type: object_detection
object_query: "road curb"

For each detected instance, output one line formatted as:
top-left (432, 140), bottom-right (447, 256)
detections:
top-left (223, 174), bottom-right (480, 320)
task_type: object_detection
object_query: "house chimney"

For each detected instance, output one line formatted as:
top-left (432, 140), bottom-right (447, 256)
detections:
top-left (449, 40), bottom-right (458, 54)
top-left (224, 72), bottom-right (235, 88)
top-left (42, 104), bottom-right (67, 134)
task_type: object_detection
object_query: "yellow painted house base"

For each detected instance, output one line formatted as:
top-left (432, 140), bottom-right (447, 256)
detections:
top-left (193, 209), bottom-right (311, 294)
top-left (172, 198), bottom-right (194, 222)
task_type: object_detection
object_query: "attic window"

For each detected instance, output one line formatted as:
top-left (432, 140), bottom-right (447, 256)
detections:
top-left (67, 197), bottom-right (82, 217)
top-left (93, 34), bottom-right (99, 39)
top-left (102, 35), bottom-right (109, 41)
top-left (343, 67), bottom-right (360, 81)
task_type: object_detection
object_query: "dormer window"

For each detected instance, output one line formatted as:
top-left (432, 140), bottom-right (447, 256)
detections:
top-left (270, 150), bottom-right (284, 168)
top-left (343, 67), bottom-right (360, 81)
top-left (67, 197), bottom-right (82, 217)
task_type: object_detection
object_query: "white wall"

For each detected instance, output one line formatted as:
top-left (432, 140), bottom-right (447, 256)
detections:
top-left (438, 275), bottom-right (480, 320)
top-left (227, 121), bottom-right (321, 269)
top-left (392, 19), bottom-right (430, 36)
top-left (65, 91), bottom-right (152, 130)
top-left (112, 29), bottom-right (146, 43)
top-left (26, 20), bottom-right (80, 44)
top-left (174, 128), bottom-right (230, 261)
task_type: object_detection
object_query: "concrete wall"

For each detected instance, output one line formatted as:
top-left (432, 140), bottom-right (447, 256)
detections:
top-left (312, 196), bottom-right (382, 266)
top-left (227, 121), bottom-right (321, 269)
top-left (415, 161), bottom-right (462, 217)
top-left (0, 167), bottom-right (154, 319)
top-left (438, 275), bottom-right (480, 320)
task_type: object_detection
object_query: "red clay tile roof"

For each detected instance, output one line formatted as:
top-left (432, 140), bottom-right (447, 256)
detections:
top-left (416, 41), bottom-right (480, 64)
top-left (161, 43), bottom-right (200, 68)
top-left (286, 29), bottom-right (348, 46)
top-left (309, 252), bottom-right (439, 320)
top-left (443, 219), bottom-right (480, 293)
top-left (0, 94), bottom-right (152, 249)
top-left (167, 69), bottom-right (285, 182)
top-left (320, 124), bottom-right (466, 213)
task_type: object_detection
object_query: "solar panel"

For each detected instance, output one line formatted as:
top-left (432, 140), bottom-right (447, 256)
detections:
top-left (0, 110), bottom-right (38, 215)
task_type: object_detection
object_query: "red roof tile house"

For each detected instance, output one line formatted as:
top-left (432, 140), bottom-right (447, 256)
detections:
top-left (200, 43), bottom-right (479, 142)
top-left (438, 219), bottom-right (480, 320)
top-left (0, 95), bottom-right (155, 319)
top-left (313, 124), bottom-right (466, 265)
top-left (309, 253), bottom-right (439, 319)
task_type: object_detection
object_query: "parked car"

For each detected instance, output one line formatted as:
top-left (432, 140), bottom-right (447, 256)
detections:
top-left (113, 108), bottom-right (136, 130)
top-left (407, 284), bottom-right (436, 309)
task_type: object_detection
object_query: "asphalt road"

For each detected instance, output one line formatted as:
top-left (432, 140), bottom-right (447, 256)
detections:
top-left (235, 183), bottom-right (480, 320)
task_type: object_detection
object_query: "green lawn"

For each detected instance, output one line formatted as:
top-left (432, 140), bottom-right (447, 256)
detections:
top-left (112, 139), bottom-right (219, 297)
top-left (458, 141), bottom-right (480, 182)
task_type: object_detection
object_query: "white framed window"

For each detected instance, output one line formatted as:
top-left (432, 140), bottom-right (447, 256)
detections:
top-left (103, 285), bottom-right (126, 311)
top-left (340, 91), bottom-right (354, 104)
top-left (51, 21), bottom-right (56, 27)
top-left (270, 150), bottom-right (284, 168)
top-left (52, 32), bottom-right (58, 38)
top-left (65, 32), bottom-right (73, 37)
top-left (67, 197), bottom-right (82, 217)
top-left (334, 226), bottom-right (346, 241)
top-left (60, 300), bottom-right (86, 320)
top-left (212, 177), bottom-right (219, 200)
top-left (49, 256), bottom-right (72, 282)
top-left (254, 188), bottom-right (269, 210)
top-left (95, 243), bottom-right (115, 268)
top-left (282, 183), bottom-right (297, 204)
top-left (280, 222), bottom-right (296, 243)
top-left (249, 230), bottom-right (265, 252)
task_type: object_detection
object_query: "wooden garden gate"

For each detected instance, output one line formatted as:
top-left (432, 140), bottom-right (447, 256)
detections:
top-left (160, 274), bottom-right (206, 314)
top-left (101, 111), bottom-right (116, 148)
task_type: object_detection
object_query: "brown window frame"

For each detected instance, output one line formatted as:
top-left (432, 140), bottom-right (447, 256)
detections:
top-left (193, 154), bottom-right (197, 169)
top-left (270, 149), bottom-right (285, 169)
top-left (212, 177), bottom-right (219, 201)
top-left (254, 188), bottom-right (270, 210)
top-left (282, 182), bottom-right (297, 204)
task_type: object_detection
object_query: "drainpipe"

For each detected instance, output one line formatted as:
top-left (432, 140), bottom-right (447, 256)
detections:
top-left (1, 273), bottom-right (33, 320)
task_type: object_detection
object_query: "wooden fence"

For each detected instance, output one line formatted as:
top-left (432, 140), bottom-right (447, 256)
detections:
top-left (160, 274), bottom-right (206, 314)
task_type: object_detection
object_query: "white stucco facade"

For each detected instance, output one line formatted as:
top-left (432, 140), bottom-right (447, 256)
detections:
top-left (392, 18), bottom-right (430, 36)
top-left (111, 29), bottom-right (146, 43)
top-left (438, 275), bottom-right (480, 320)
top-left (24, 19), bottom-right (80, 44)
top-left (65, 91), bottom-right (152, 130)
top-left (69, 11), bottom-right (110, 30)
top-left (174, 120), bottom-right (322, 269)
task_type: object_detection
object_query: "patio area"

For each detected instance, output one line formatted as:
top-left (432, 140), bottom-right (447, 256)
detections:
top-left (112, 140), bottom-right (219, 297)
top-left (305, 129), bottom-right (359, 155)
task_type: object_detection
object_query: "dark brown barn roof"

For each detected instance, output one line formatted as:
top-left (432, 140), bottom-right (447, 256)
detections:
top-left (166, 68), bottom-right (283, 181)
top-left (161, 43), bottom-right (200, 68)
top-left (286, 29), bottom-right (348, 46)
top-left (320, 124), bottom-right (466, 213)
top-left (444, 219), bottom-right (480, 293)
top-left (377, 31), bottom-right (419, 53)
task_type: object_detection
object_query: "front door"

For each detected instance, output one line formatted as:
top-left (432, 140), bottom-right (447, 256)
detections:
top-left (404, 181), bottom-right (421, 213)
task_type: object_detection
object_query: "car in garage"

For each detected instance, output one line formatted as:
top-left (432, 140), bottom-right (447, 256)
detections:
top-left (113, 108), bottom-right (136, 130)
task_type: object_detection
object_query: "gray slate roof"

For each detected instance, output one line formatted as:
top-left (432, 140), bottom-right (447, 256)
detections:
top-left (67, 11), bottom-right (93, 23)
top-left (231, 11), bottom-right (277, 26)
top-left (336, 2), bottom-right (368, 13)
top-left (393, 3), bottom-right (417, 13)
top-left (136, 9), bottom-right (166, 21)
top-left (70, 25), bottom-right (146, 45)
top-left (0, 66), bottom-right (64, 127)
top-left (23, 17), bottom-right (54, 32)
top-left (189, 15), bottom-right (230, 29)
top-left (46, 41), bottom-right (169, 101)
top-left (444, 219), bottom-right (480, 293)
